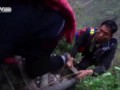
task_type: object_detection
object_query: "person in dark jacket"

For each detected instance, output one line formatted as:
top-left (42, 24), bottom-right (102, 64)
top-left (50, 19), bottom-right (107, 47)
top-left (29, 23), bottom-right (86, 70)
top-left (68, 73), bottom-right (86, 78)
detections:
top-left (70, 20), bottom-right (118, 78)
top-left (0, 0), bottom-right (75, 78)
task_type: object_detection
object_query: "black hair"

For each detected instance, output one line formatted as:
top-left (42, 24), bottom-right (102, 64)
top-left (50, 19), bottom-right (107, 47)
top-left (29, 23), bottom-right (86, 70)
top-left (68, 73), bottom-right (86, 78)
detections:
top-left (101, 20), bottom-right (118, 34)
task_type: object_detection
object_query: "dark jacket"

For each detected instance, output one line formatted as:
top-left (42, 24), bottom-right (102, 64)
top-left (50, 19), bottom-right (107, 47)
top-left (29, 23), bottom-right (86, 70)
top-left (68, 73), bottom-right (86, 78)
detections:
top-left (71, 27), bottom-right (118, 75)
top-left (0, 0), bottom-right (75, 78)
top-left (0, 0), bottom-right (76, 61)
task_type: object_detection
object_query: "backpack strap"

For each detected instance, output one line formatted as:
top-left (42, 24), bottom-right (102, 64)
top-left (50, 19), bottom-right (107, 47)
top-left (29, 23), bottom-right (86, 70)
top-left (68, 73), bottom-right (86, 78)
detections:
top-left (90, 27), bottom-right (95, 35)
top-left (88, 27), bottom-right (97, 52)
top-left (75, 27), bottom-right (96, 40)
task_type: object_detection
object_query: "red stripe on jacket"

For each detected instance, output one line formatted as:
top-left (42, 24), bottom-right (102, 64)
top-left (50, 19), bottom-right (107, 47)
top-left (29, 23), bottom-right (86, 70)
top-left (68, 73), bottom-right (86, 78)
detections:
top-left (45, 0), bottom-right (76, 43)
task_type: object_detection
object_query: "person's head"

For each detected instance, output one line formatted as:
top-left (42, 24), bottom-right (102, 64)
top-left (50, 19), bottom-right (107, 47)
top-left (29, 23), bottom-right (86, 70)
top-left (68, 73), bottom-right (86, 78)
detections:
top-left (95, 20), bottom-right (118, 43)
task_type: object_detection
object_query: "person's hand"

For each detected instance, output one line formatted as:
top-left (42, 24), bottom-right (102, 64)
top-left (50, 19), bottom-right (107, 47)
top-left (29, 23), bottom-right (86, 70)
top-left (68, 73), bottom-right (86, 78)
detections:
top-left (77, 70), bottom-right (93, 79)
top-left (66, 54), bottom-right (74, 68)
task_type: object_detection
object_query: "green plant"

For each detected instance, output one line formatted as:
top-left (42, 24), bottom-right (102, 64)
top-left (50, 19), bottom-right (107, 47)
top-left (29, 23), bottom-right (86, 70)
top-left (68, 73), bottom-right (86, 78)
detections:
top-left (75, 66), bottom-right (120, 90)
top-left (54, 38), bottom-right (74, 54)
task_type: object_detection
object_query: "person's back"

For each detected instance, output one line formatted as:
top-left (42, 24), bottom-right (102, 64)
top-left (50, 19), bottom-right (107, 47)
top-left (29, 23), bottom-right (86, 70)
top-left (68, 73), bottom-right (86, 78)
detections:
top-left (0, 0), bottom-right (76, 78)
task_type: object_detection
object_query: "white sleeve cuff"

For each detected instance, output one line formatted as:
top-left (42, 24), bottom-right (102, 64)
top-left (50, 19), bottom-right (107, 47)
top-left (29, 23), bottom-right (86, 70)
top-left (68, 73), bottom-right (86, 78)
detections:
top-left (61, 55), bottom-right (66, 64)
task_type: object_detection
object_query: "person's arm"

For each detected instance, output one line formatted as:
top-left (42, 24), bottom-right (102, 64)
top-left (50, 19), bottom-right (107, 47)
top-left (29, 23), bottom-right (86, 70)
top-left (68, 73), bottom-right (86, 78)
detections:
top-left (93, 42), bottom-right (117, 76)
top-left (45, 0), bottom-right (75, 22)
top-left (76, 39), bottom-right (118, 78)
top-left (49, 53), bottom-right (74, 73)
top-left (45, 0), bottom-right (76, 43)
top-left (70, 28), bottom-right (90, 58)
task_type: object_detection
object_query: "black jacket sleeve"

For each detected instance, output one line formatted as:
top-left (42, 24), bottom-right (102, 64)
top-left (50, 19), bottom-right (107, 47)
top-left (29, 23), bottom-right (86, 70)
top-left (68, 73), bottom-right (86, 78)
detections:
top-left (93, 41), bottom-right (118, 75)
top-left (70, 28), bottom-right (90, 58)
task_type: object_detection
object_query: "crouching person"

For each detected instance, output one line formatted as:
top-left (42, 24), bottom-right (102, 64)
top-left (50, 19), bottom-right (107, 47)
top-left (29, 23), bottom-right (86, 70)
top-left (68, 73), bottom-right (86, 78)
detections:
top-left (70, 20), bottom-right (118, 78)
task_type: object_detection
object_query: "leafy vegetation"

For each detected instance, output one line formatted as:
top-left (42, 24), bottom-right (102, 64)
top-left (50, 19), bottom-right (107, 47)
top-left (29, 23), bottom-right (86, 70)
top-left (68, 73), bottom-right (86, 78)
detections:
top-left (75, 67), bottom-right (120, 90)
